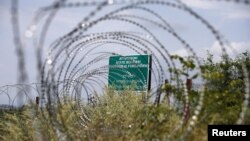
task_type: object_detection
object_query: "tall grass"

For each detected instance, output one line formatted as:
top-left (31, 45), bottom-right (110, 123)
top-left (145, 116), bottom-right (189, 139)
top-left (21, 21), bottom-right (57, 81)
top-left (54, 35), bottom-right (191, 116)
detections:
top-left (0, 86), bottom-right (249, 140)
top-left (0, 88), bottom-right (182, 141)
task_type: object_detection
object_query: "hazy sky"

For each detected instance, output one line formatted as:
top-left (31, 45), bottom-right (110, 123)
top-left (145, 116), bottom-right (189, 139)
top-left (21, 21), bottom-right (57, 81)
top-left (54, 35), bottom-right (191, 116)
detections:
top-left (0, 0), bottom-right (250, 104)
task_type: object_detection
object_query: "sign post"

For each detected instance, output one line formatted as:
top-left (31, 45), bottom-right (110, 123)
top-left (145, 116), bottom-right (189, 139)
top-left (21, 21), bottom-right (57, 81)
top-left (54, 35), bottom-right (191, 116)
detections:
top-left (108, 54), bottom-right (151, 91)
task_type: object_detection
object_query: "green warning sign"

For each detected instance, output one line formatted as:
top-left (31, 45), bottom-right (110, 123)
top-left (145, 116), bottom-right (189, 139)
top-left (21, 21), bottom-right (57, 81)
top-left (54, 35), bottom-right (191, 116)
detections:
top-left (108, 55), bottom-right (151, 91)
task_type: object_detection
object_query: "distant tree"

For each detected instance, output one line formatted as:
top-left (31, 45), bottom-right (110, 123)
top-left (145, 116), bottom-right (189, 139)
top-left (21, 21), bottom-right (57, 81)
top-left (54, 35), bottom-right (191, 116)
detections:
top-left (199, 51), bottom-right (250, 124)
top-left (162, 51), bottom-right (250, 124)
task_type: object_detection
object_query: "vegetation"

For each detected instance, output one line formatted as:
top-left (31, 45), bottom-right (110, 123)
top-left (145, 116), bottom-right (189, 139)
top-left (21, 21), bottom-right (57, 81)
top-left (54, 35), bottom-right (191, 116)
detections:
top-left (0, 90), bottom-right (181, 141)
top-left (0, 52), bottom-right (249, 141)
